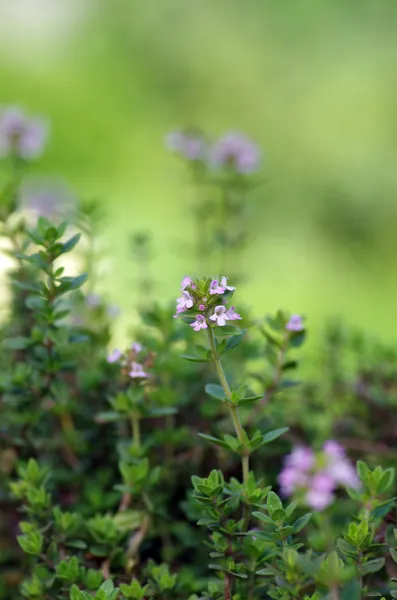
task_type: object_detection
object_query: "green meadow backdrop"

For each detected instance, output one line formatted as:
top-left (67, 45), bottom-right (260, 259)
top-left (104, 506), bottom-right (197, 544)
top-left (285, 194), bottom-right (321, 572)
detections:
top-left (1, 0), bottom-right (397, 342)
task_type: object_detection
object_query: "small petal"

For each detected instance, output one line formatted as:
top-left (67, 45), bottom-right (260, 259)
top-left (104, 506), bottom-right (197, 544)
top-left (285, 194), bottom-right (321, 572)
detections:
top-left (129, 362), bottom-right (148, 378)
top-left (225, 306), bottom-right (241, 321)
top-left (107, 349), bottom-right (122, 363)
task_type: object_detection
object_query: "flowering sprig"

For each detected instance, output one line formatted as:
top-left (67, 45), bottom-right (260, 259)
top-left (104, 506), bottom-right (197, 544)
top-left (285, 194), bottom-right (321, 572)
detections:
top-left (107, 342), bottom-right (150, 380)
top-left (174, 275), bottom-right (241, 331)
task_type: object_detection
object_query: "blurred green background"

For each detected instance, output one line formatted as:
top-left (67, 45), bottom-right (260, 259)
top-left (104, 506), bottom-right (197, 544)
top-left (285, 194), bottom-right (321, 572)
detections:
top-left (1, 0), bottom-right (397, 340)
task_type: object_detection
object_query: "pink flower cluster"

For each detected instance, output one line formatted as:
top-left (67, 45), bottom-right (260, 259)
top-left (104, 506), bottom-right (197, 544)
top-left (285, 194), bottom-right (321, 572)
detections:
top-left (166, 129), bottom-right (260, 174)
top-left (278, 441), bottom-right (360, 511)
top-left (175, 276), bottom-right (241, 332)
top-left (0, 106), bottom-right (48, 160)
top-left (107, 343), bottom-right (148, 379)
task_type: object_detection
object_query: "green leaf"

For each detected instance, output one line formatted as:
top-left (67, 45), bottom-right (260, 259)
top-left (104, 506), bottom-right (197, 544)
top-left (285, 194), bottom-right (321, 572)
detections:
top-left (198, 433), bottom-right (228, 448)
top-left (267, 491), bottom-right (283, 515)
top-left (252, 511), bottom-right (275, 525)
top-left (370, 498), bottom-right (395, 520)
top-left (357, 460), bottom-right (369, 482)
top-left (62, 233), bottom-right (81, 254)
top-left (2, 336), bottom-right (30, 350)
top-left (377, 468), bottom-right (395, 494)
top-left (205, 383), bottom-right (225, 400)
top-left (291, 513), bottom-right (312, 533)
top-left (262, 427), bottom-right (289, 444)
top-left (340, 579), bottom-right (362, 600)
top-left (181, 354), bottom-right (210, 362)
top-left (359, 557), bottom-right (385, 574)
top-left (213, 325), bottom-right (242, 337)
top-left (390, 547), bottom-right (397, 563)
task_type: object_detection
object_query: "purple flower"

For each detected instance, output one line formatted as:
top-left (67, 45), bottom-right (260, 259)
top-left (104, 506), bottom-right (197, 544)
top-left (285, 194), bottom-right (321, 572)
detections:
top-left (107, 349), bottom-right (122, 363)
top-left (209, 305), bottom-right (228, 326)
top-left (191, 314), bottom-right (208, 332)
top-left (18, 177), bottom-right (75, 221)
top-left (129, 362), bottom-right (148, 379)
top-left (286, 315), bottom-right (304, 332)
top-left (210, 131), bottom-right (260, 174)
top-left (0, 106), bottom-right (49, 159)
top-left (165, 130), bottom-right (206, 161)
top-left (181, 276), bottom-right (194, 290)
top-left (286, 446), bottom-right (315, 471)
top-left (323, 440), bottom-right (345, 458)
top-left (225, 306), bottom-right (241, 321)
top-left (131, 343), bottom-right (142, 353)
top-left (198, 304), bottom-right (206, 311)
top-left (209, 279), bottom-right (225, 295)
top-left (176, 290), bottom-right (194, 314)
top-left (279, 467), bottom-right (306, 496)
top-left (220, 276), bottom-right (235, 291)
top-left (306, 488), bottom-right (334, 511)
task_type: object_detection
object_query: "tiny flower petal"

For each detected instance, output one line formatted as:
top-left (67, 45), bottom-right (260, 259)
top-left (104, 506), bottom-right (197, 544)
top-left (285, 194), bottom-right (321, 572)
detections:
top-left (220, 276), bottom-right (235, 291)
top-left (107, 349), bottom-right (122, 363)
top-left (131, 343), bottom-right (142, 353)
top-left (225, 306), bottom-right (241, 321)
top-left (209, 279), bottom-right (225, 294)
top-left (129, 362), bottom-right (148, 378)
top-left (176, 290), bottom-right (194, 313)
top-left (181, 276), bottom-right (193, 290)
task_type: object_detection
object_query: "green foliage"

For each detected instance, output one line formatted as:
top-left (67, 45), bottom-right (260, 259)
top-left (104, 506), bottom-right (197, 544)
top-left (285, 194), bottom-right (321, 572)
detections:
top-left (1, 144), bottom-right (397, 600)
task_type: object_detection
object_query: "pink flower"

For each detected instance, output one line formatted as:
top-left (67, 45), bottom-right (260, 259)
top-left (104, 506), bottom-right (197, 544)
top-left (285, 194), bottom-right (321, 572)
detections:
top-left (131, 343), bottom-right (142, 353)
top-left (225, 306), bottom-right (241, 321)
top-left (181, 276), bottom-right (193, 290)
top-left (209, 305), bottom-right (228, 326)
top-left (107, 349), bottom-right (122, 363)
top-left (209, 279), bottom-right (225, 294)
top-left (210, 131), bottom-right (260, 174)
top-left (286, 446), bottom-right (315, 471)
top-left (129, 362), bottom-right (148, 379)
top-left (286, 315), bottom-right (304, 332)
top-left (165, 130), bottom-right (206, 161)
top-left (323, 440), bottom-right (345, 458)
top-left (191, 314), bottom-right (208, 331)
top-left (279, 467), bottom-right (306, 495)
top-left (306, 488), bottom-right (334, 511)
top-left (176, 290), bottom-right (194, 313)
top-left (198, 304), bottom-right (206, 311)
top-left (220, 276), bottom-right (235, 291)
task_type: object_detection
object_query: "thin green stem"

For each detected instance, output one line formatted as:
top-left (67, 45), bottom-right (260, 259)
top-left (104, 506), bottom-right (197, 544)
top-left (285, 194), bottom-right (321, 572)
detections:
top-left (207, 327), bottom-right (249, 487)
top-left (131, 413), bottom-right (141, 449)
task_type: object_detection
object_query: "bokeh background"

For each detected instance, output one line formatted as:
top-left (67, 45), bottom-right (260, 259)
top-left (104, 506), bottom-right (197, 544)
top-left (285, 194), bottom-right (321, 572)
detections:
top-left (1, 0), bottom-right (397, 341)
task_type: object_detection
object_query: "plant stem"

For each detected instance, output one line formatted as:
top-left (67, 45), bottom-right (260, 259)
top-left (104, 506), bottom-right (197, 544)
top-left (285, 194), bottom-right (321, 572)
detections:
top-left (207, 327), bottom-right (249, 487)
top-left (131, 412), bottom-right (141, 449)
